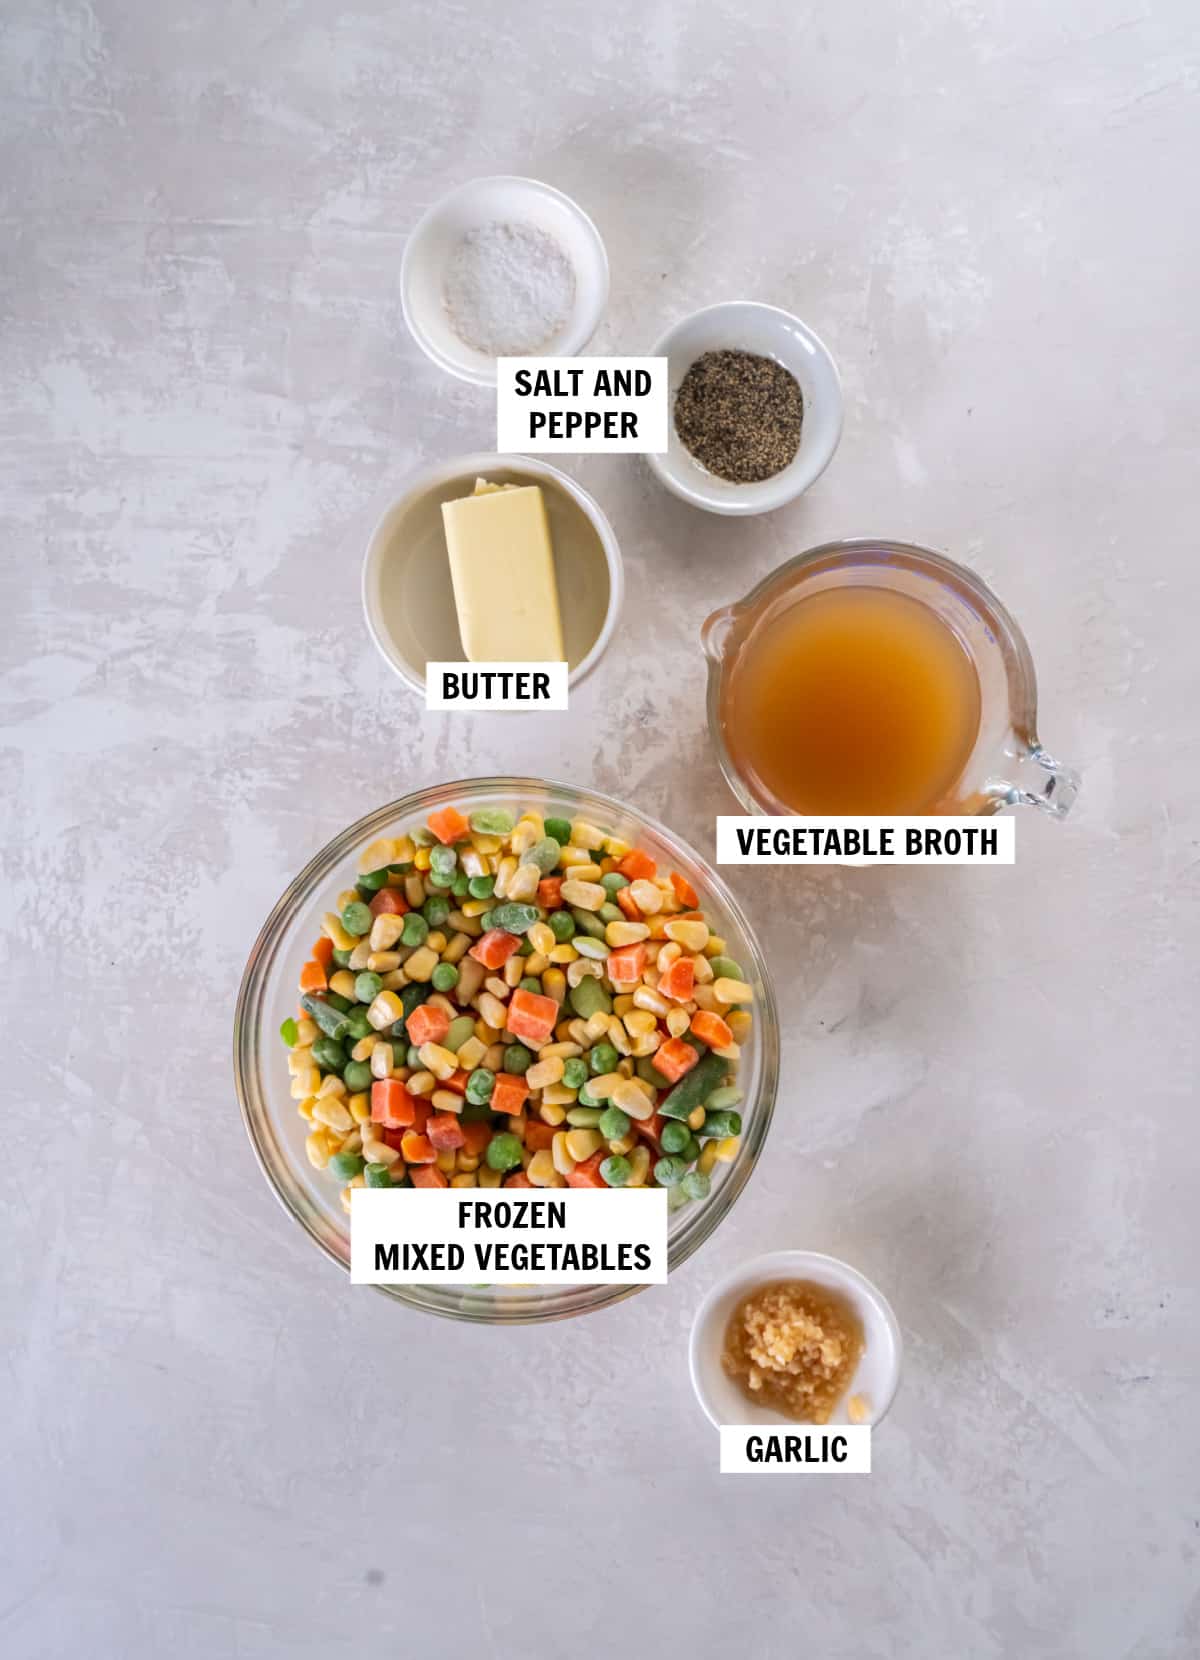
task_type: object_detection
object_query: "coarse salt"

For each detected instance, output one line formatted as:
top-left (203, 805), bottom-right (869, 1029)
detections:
top-left (443, 220), bottom-right (575, 357)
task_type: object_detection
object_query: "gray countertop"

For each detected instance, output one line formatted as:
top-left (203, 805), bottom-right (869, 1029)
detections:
top-left (4, 1), bottom-right (1198, 1656)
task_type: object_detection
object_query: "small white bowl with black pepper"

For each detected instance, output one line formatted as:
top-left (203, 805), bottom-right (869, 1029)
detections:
top-left (648, 301), bottom-right (843, 515)
top-left (401, 176), bottom-right (610, 386)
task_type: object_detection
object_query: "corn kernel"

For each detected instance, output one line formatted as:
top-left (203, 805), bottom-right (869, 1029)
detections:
top-left (413, 846), bottom-right (431, 871)
top-left (698, 1140), bottom-right (720, 1177)
top-left (443, 932), bottom-right (472, 965)
top-left (435, 1148), bottom-right (457, 1174)
top-left (290, 1065), bottom-right (318, 1098)
top-left (478, 1165), bottom-right (502, 1187)
top-left (713, 977), bottom-right (754, 1006)
top-left (457, 1035), bottom-right (486, 1072)
top-left (403, 946), bottom-right (437, 982)
top-left (478, 991), bottom-right (509, 1030)
top-left (425, 929), bottom-right (447, 955)
top-left (348, 1092), bottom-right (371, 1124)
top-left (296, 1097), bottom-right (315, 1122)
top-left (561, 878), bottom-right (605, 911)
top-left (570, 819), bottom-right (606, 850)
top-left (527, 1150), bottom-right (561, 1187)
top-left (370, 1043), bottom-right (394, 1080)
top-left (493, 855), bottom-right (518, 898)
top-left (404, 874), bottom-right (425, 909)
top-left (458, 1154), bottom-right (480, 1172)
top-left (527, 1055), bottom-right (564, 1090)
top-left (358, 838), bottom-right (399, 875)
top-left (370, 913), bottom-right (405, 952)
top-left (539, 1102), bottom-right (568, 1126)
top-left (562, 861), bottom-right (602, 883)
top-left (305, 1130), bottom-right (331, 1168)
top-left (321, 912), bottom-right (356, 951)
top-left (552, 1132), bottom-right (576, 1177)
top-left (606, 919), bottom-right (650, 947)
top-left (692, 984), bottom-right (719, 1012)
top-left (587, 1072), bottom-right (623, 1100)
top-left (548, 943), bottom-right (579, 964)
top-left (419, 1042), bottom-right (457, 1080)
top-left (632, 986), bottom-right (669, 1017)
top-left (313, 1098), bottom-right (353, 1133)
top-left (728, 1009), bottom-right (752, 1043)
top-left (363, 1137), bottom-right (400, 1166)
top-left (565, 1128), bottom-right (603, 1161)
top-left (541, 1083), bottom-right (577, 1106)
top-left (351, 1034), bottom-right (377, 1063)
top-left (692, 953), bottom-right (714, 985)
top-left (406, 1070), bottom-right (436, 1096)
top-left (469, 832), bottom-right (502, 855)
top-left (627, 1144), bottom-right (651, 1187)
top-left (608, 1131), bottom-right (636, 1156)
top-left (507, 862), bottom-right (540, 902)
top-left (367, 989), bottom-right (403, 1030)
top-left (611, 1078), bottom-right (653, 1119)
top-left (350, 940), bottom-right (372, 971)
top-left (666, 1007), bottom-right (690, 1038)
top-left (503, 956), bottom-right (525, 988)
top-left (450, 1171), bottom-right (477, 1187)
top-left (630, 1031), bottom-right (661, 1058)
top-left (687, 1105), bottom-right (706, 1131)
top-left (558, 843), bottom-right (596, 867)
top-left (716, 1136), bottom-right (740, 1163)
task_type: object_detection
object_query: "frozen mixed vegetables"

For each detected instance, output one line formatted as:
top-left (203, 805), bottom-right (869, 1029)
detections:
top-left (281, 803), bottom-right (754, 1213)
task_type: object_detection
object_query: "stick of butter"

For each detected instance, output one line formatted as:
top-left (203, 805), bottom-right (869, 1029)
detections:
top-left (441, 478), bottom-right (565, 662)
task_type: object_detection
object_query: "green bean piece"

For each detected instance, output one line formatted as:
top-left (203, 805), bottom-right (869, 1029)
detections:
top-left (467, 874), bottom-right (495, 900)
top-left (331, 947), bottom-right (354, 968)
top-left (570, 907), bottom-right (606, 940)
top-left (568, 977), bottom-right (611, 1019)
top-left (588, 1042), bottom-right (619, 1076)
top-left (681, 1170), bottom-right (711, 1201)
top-left (431, 962), bottom-right (459, 993)
top-left (519, 976), bottom-right (542, 994)
top-left (354, 971), bottom-right (383, 1004)
top-left (465, 1068), bottom-right (496, 1106)
top-left (406, 1045), bottom-right (422, 1069)
top-left (704, 1086), bottom-right (744, 1114)
top-left (543, 816), bottom-right (572, 846)
top-left (279, 1018), bottom-right (298, 1048)
top-left (597, 903), bottom-right (623, 925)
top-left (518, 937), bottom-right (534, 956)
top-left (328, 1151), bottom-right (365, 1182)
top-left (343, 1060), bottom-right (373, 1093)
top-left (469, 807), bottom-right (515, 835)
top-left (699, 1109), bottom-right (742, 1139)
top-left (566, 1106), bottom-right (604, 1128)
top-left (503, 1044), bottom-right (533, 1074)
top-left (401, 912), bottom-right (429, 948)
top-left (707, 956), bottom-right (745, 982)
top-left (410, 826), bottom-right (436, 847)
top-left (489, 902), bottom-right (540, 934)
top-left (311, 1036), bottom-right (347, 1073)
top-left (548, 910), bottom-right (575, 942)
top-left (636, 1056), bottom-right (672, 1090)
top-left (659, 1052), bottom-right (728, 1119)
top-left (660, 1120), bottom-right (690, 1154)
top-left (445, 1015), bottom-right (476, 1054)
top-left (485, 1132), bottom-right (523, 1172)
top-left (562, 1057), bottom-right (588, 1091)
top-left (423, 894), bottom-right (451, 927)
top-left (601, 871), bottom-right (629, 894)
top-left (600, 1155), bottom-right (631, 1187)
top-left (364, 1162), bottom-right (394, 1188)
top-left (459, 1097), bottom-right (493, 1123)
top-left (598, 1105), bottom-right (631, 1140)
top-left (522, 836), bottom-right (561, 874)
top-left (653, 1155), bottom-right (688, 1187)
top-left (324, 991), bottom-right (352, 1013)
top-left (345, 1006), bottom-right (373, 1040)
top-left (341, 900), bottom-right (372, 938)
top-left (300, 994), bottom-right (351, 1041)
top-left (357, 868), bottom-right (390, 893)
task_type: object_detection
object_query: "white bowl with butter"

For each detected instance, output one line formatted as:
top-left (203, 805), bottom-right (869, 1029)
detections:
top-left (361, 453), bottom-right (623, 696)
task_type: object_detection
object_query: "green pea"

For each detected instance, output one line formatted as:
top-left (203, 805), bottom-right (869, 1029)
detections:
top-left (431, 962), bottom-right (459, 992)
top-left (699, 1109), bottom-right (742, 1139)
top-left (328, 1151), bottom-right (365, 1182)
top-left (653, 1155), bottom-right (688, 1187)
top-left (485, 1132), bottom-right (523, 1172)
top-left (518, 937), bottom-right (534, 957)
top-left (503, 1044), bottom-right (533, 1074)
top-left (459, 1097), bottom-right (493, 1123)
top-left (423, 894), bottom-right (451, 927)
top-left (279, 1017), bottom-right (298, 1048)
top-left (660, 1120), bottom-right (690, 1154)
top-left (345, 1006), bottom-right (373, 1040)
top-left (452, 870), bottom-right (471, 897)
top-left (681, 1170), bottom-right (711, 1201)
top-left (355, 971), bottom-right (383, 1004)
top-left (357, 868), bottom-right (390, 893)
top-left (410, 826), bottom-right (436, 847)
top-left (325, 991), bottom-right (351, 1013)
top-left (708, 956), bottom-right (744, 982)
top-left (589, 1042), bottom-right (619, 1076)
top-left (562, 1057), bottom-right (588, 1090)
top-left (568, 977), bottom-right (610, 1019)
top-left (469, 807), bottom-right (515, 835)
top-left (312, 1036), bottom-right (347, 1073)
top-left (468, 874), bottom-right (495, 900)
top-left (600, 1155), bottom-right (631, 1187)
top-left (445, 1015), bottom-right (476, 1054)
top-left (479, 910), bottom-right (498, 931)
top-left (430, 844), bottom-right (457, 880)
top-left (704, 1086), bottom-right (743, 1113)
top-left (598, 1105), bottom-right (630, 1140)
top-left (522, 836), bottom-right (561, 874)
top-left (341, 900), bottom-right (372, 937)
top-left (566, 1106), bottom-right (604, 1128)
top-left (601, 871), bottom-right (629, 894)
top-left (465, 1068), bottom-right (495, 1105)
top-left (667, 1183), bottom-right (692, 1211)
top-left (490, 902), bottom-right (540, 934)
top-left (401, 913), bottom-right (429, 948)
top-left (343, 1060), bottom-right (373, 1093)
top-left (597, 903), bottom-right (623, 925)
top-left (571, 907), bottom-right (606, 940)
top-left (519, 976), bottom-right (542, 994)
top-left (636, 1056), bottom-right (672, 1090)
top-left (364, 1162), bottom-right (394, 1188)
top-left (549, 910), bottom-right (575, 942)
top-left (682, 1134), bottom-right (702, 1162)
top-left (543, 816), bottom-right (572, 846)
top-left (577, 1079), bottom-right (604, 1108)
top-left (331, 946), bottom-right (354, 968)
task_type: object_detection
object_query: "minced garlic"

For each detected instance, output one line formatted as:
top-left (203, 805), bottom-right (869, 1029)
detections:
top-left (722, 1280), bottom-right (864, 1423)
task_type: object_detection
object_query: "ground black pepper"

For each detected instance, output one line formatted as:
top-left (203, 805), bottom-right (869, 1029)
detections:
top-left (673, 349), bottom-right (804, 483)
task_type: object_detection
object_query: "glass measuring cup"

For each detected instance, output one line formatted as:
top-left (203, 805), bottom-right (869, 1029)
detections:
top-left (701, 538), bottom-right (1080, 818)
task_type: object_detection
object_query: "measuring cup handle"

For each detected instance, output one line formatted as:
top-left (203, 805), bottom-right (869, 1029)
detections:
top-left (991, 744), bottom-right (1081, 819)
top-left (700, 605), bottom-right (739, 664)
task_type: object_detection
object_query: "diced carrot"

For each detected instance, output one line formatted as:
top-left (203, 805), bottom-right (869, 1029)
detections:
top-left (299, 960), bottom-right (327, 993)
top-left (312, 937), bottom-right (334, 970)
top-left (524, 1120), bottom-right (557, 1152)
top-left (406, 1003), bottom-right (451, 1047)
top-left (410, 1165), bottom-right (448, 1188)
top-left (427, 1112), bottom-right (465, 1151)
top-left (635, 1111), bottom-right (665, 1147)
top-left (615, 886), bottom-right (642, 922)
top-left (606, 942), bottom-right (646, 983)
top-left (504, 1170), bottom-right (534, 1188)
top-left (506, 987), bottom-right (559, 1045)
top-left (618, 848), bottom-right (657, 882)
top-left (443, 1069), bottom-right (469, 1097)
top-left (459, 1120), bottom-right (493, 1156)
top-left (655, 1037), bottom-right (700, 1083)
top-left (400, 1131), bottom-right (436, 1164)
top-left (369, 888), bottom-right (408, 918)
top-left (565, 1150), bottom-right (607, 1188)
top-left (657, 957), bottom-right (695, 1003)
top-left (427, 806), bottom-right (470, 845)
top-left (669, 871), bottom-right (699, 909)
top-left (469, 928), bottom-right (522, 970)
top-left (491, 1072), bottom-right (530, 1115)
top-left (371, 1078), bottom-right (417, 1128)
top-left (537, 877), bottom-right (563, 909)
top-left (691, 1011), bottom-right (733, 1049)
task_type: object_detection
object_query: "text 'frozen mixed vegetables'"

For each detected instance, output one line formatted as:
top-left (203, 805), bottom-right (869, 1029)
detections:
top-left (281, 804), bottom-right (754, 1215)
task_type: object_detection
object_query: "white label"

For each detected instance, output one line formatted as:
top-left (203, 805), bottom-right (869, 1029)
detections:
top-left (496, 357), bottom-right (669, 453)
top-left (425, 660), bottom-right (568, 711)
top-left (719, 1425), bottom-right (872, 1473)
top-left (715, 816), bottom-right (1015, 865)
top-left (350, 1188), bottom-right (668, 1285)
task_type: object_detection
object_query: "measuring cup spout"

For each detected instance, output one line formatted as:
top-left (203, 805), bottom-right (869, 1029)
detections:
top-left (701, 604), bottom-right (739, 664)
top-left (992, 743), bottom-right (1080, 819)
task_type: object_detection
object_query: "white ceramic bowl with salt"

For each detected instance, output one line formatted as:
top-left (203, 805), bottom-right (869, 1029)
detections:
top-left (401, 176), bottom-right (609, 386)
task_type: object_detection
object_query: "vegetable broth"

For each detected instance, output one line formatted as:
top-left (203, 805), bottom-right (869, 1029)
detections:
top-left (721, 585), bottom-right (981, 813)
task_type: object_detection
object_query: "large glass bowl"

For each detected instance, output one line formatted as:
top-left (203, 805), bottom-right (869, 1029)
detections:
top-left (233, 778), bottom-right (779, 1324)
